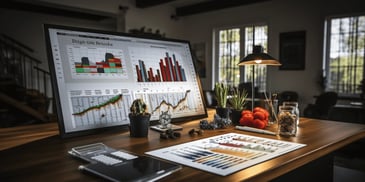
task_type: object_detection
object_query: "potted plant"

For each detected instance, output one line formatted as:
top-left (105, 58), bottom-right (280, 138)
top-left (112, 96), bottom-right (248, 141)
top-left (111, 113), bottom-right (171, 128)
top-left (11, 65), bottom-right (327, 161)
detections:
top-left (129, 99), bottom-right (151, 137)
top-left (214, 82), bottom-right (230, 119)
top-left (229, 87), bottom-right (248, 125)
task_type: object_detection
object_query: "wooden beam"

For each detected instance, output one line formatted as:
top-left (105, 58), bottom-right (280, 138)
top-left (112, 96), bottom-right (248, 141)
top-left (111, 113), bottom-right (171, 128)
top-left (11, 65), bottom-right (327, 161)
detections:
top-left (176, 0), bottom-right (270, 17)
top-left (135, 0), bottom-right (177, 8)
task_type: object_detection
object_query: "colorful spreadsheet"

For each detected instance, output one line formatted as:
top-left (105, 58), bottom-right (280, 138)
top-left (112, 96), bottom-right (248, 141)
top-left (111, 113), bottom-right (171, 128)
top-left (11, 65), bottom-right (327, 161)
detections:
top-left (146, 133), bottom-right (306, 176)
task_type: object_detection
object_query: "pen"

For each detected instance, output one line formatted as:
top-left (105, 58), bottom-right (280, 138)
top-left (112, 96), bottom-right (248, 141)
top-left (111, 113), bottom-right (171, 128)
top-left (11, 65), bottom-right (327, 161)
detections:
top-left (235, 126), bottom-right (277, 136)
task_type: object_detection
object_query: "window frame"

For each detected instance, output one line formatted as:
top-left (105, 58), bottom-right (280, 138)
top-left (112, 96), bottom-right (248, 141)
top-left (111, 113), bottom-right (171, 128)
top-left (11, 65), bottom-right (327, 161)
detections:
top-left (323, 13), bottom-right (365, 97)
top-left (213, 23), bottom-right (269, 91)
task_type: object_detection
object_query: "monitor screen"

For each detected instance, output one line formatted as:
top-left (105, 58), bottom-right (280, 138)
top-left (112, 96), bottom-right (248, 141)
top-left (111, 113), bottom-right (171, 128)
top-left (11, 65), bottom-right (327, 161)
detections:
top-left (44, 24), bottom-right (207, 137)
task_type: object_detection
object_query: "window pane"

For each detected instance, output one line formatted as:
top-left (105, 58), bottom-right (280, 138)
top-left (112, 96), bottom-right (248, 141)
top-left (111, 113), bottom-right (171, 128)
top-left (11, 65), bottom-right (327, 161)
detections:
top-left (218, 28), bottom-right (240, 86)
top-left (326, 15), bottom-right (365, 95)
top-left (244, 25), bottom-right (268, 93)
top-left (217, 25), bottom-right (268, 90)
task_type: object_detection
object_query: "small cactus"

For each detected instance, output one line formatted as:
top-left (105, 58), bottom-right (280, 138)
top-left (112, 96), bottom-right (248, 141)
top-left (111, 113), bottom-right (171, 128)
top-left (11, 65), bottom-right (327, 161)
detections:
top-left (130, 99), bottom-right (148, 116)
top-left (129, 99), bottom-right (150, 137)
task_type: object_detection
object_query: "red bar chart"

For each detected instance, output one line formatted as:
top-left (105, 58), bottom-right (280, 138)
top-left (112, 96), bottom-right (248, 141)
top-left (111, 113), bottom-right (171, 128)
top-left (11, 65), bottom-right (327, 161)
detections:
top-left (135, 52), bottom-right (186, 82)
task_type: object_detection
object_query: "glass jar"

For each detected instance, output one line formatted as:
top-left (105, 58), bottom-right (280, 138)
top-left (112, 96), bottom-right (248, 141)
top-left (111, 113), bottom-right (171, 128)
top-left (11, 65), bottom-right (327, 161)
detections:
top-left (278, 105), bottom-right (297, 136)
top-left (283, 101), bottom-right (300, 126)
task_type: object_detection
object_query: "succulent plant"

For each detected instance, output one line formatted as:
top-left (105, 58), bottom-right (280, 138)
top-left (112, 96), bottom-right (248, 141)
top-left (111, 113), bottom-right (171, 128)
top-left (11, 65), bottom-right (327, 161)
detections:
top-left (130, 99), bottom-right (149, 116)
top-left (229, 87), bottom-right (248, 110)
top-left (214, 82), bottom-right (229, 108)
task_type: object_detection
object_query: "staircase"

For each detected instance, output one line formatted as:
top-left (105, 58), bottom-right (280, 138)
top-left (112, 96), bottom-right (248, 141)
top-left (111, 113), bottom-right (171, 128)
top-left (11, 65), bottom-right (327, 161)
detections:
top-left (0, 34), bottom-right (53, 127)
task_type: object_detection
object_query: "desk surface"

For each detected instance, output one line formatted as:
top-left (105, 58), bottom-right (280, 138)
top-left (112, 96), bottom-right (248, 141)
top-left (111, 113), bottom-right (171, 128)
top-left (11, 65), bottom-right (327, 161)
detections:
top-left (1, 110), bottom-right (365, 182)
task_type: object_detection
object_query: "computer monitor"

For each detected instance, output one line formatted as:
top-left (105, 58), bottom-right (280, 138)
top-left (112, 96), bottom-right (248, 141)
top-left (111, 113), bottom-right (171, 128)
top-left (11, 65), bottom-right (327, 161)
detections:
top-left (44, 24), bottom-right (207, 138)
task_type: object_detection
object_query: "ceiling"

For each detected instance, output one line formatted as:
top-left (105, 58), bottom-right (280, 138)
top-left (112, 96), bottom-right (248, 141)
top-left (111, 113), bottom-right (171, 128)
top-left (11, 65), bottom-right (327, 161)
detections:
top-left (0, 0), bottom-right (270, 21)
top-left (0, 0), bottom-right (115, 21)
top-left (136, 0), bottom-right (270, 17)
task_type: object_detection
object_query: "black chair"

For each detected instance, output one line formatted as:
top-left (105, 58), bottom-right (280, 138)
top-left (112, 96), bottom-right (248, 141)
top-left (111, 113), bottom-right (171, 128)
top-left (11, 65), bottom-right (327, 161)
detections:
top-left (203, 90), bottom-right (217, 108)
top-left (278, 91), bottom-right (299, 106)
top-left (238, 82), bottom-right (259, 98)
top-left (328, 107), bottom-right (351, 122)
top-left (304, 91), bottom-right (338, 119)
top-left (328, 106), bottom-right (364, 123)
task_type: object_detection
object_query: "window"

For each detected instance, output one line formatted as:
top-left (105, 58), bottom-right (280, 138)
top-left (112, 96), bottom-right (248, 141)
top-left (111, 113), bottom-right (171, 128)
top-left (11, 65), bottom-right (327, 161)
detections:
top-left (217, 28), bottom-right (240, 86)
top-left (324, 15), bottom-right (365, 96)
top-left (215, 24), bottom-right (268, 92)
top-left (244, 25), bottom-right (268, 92)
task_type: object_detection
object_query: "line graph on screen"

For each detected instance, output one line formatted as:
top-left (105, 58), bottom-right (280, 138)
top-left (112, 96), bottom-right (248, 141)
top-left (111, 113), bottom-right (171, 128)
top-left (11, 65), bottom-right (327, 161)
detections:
top-left (70, 94), bottom-right (131, 128)
top-left (135, 90), bottom-right (204, 120)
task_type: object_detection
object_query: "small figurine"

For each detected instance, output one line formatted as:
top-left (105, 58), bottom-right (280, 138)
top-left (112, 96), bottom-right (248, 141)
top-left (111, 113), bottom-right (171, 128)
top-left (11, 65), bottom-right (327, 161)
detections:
top-left (159, 111), bottom-right (172, 129)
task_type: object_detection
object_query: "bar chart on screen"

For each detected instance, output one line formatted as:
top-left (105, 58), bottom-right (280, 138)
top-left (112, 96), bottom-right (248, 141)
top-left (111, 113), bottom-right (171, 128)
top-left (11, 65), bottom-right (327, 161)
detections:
top-left (129, 46), bottom-right (192, 83)
top-left (67, 45), bottom-right (128, 79)
top-left (135, 53), bottom-right (187, 82)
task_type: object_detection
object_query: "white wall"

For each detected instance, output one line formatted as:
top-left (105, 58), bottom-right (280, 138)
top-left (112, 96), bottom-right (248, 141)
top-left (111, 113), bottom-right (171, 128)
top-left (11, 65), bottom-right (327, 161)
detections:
top-left (179, 0), bottom-right (365, 110)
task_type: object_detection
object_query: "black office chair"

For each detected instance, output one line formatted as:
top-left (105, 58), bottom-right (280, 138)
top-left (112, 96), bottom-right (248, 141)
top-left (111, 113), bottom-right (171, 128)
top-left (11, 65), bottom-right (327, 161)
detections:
top-left (278, 91), bottom-right (299, 106)
top-left (203, 90), bottom-right (217, 108)
top-left (328, 106), bottom-right (363, 123)
top-left (304, 91), bottom-right (338, 119)
top-left (239, 82), bottom-right (254, 98)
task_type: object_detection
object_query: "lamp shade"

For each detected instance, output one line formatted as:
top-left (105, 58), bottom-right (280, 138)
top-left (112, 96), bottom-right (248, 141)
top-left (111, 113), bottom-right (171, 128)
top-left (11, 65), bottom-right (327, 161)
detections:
top-left (238, 45), bottom-right (281, 66)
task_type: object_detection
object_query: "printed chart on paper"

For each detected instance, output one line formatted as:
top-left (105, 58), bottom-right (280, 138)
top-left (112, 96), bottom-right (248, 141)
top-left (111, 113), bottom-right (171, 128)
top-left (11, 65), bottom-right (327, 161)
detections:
top-left (146, 133), bottom-right (306, 176)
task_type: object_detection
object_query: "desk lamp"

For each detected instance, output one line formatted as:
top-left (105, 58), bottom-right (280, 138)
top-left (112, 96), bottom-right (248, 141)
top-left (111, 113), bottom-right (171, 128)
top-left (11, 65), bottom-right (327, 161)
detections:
top-left (238, 45), bottom-right (281, 111)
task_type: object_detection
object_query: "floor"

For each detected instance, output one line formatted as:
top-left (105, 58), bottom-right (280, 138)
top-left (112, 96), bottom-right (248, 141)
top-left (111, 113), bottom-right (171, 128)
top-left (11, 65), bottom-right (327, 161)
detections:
top-left (334, 165), bottom-right (365, 182)
top-left (333, 141), bottom-right (365, 181)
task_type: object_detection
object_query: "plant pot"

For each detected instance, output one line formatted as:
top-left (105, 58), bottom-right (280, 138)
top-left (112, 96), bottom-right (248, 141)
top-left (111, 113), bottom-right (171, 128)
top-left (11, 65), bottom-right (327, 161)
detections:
top-left (231, 109), bottom-right (242, 125)
top-left (216, 107), bottom-right (230, 119)
top-left (129, 114), bottom-right (151, 137)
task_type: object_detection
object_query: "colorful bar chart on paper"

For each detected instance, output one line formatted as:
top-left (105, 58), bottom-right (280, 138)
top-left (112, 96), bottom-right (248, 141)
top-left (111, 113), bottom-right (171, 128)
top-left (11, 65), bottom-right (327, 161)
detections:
top-left (135, 52), bottom-right (187, 82)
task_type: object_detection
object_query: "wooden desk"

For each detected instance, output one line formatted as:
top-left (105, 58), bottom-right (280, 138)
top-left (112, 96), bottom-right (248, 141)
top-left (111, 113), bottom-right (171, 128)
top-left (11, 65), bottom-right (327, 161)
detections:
top-left (1, 111), bottom-right (365, 182)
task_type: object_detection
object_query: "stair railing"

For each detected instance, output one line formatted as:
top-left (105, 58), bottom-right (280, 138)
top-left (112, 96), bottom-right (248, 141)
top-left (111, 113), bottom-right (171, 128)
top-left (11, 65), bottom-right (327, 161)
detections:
top-left (0, 34), bottom-right (53, 121)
